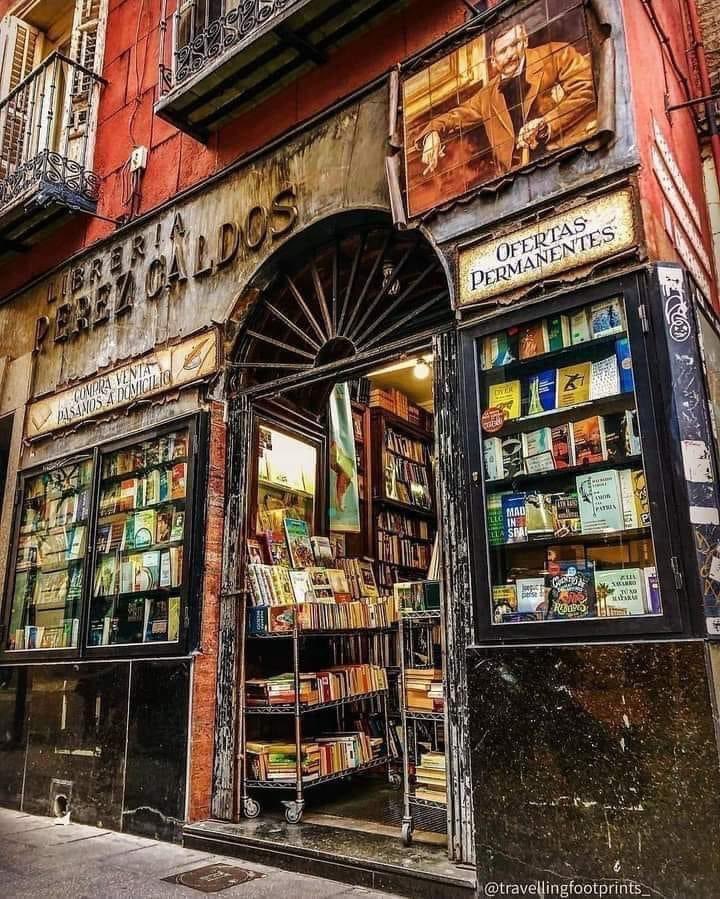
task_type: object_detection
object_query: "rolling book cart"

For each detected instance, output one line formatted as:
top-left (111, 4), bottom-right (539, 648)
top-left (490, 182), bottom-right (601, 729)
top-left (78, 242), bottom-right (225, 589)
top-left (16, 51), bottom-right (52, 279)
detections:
top-left (238, 591), bottom-right (397, 824)
top-left (398, 604), bottom-right (448, 846)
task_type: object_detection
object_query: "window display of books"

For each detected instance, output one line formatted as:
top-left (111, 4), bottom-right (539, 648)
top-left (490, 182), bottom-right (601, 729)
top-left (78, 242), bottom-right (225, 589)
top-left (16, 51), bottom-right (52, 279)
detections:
top-left (256, 426), bottom-right (317, 539)
top-left (7, 459), bottom-right (92, 651)
top-left (88, 430), bottom-right (188, 646)
top-left (480, 298), bottom-right (662, 626)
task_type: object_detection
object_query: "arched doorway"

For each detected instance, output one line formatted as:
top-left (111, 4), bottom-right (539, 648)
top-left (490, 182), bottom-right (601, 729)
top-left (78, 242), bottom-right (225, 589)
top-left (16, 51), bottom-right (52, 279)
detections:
top-left (212, 211), bottom-right (476, 872)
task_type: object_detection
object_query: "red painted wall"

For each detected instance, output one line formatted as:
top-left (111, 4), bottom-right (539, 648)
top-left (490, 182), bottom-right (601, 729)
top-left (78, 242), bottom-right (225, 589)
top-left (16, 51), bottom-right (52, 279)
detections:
top-left (0, 0), bottom-right (467, 298)
top-left (621, 0), bottom-right (717, 303)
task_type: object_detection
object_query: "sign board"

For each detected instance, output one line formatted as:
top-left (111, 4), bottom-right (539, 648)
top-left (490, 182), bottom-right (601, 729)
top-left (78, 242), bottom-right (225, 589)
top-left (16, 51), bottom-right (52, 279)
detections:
top-left (458, 188), bottom-right (637, 306)
top-left (26, 331), bottom-right (219, 439)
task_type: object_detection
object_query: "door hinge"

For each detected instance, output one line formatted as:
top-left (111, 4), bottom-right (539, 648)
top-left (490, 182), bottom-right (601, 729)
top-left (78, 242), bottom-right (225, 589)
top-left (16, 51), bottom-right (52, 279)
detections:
top-left (670, 555), bottom-right (683, 590)
top-left (638, 304), bottom-right (649, 334)
top-left (184, 605), bottom-right (190, 629)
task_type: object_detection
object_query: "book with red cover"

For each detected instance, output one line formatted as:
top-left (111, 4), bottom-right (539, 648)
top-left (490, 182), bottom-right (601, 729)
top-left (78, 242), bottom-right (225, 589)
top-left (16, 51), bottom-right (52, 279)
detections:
top-left (518, 321), bottom-right (548, 360)
top-left (572, 417), bottom-right (605, 466)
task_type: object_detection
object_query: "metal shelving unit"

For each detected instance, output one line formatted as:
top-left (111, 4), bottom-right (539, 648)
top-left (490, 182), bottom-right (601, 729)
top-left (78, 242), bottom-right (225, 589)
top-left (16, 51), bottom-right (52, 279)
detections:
top-left (398, 608), bottom-right (448, 846)
top-left (239, 592), bottom-right (398, 825)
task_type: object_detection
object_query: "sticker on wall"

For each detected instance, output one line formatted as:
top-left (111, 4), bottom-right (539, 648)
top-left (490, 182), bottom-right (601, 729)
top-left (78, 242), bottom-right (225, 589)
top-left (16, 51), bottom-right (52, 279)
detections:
top-left (690, 506), bottom-right (720, 525)
top-left (682, 439), bottom-right (714, 484)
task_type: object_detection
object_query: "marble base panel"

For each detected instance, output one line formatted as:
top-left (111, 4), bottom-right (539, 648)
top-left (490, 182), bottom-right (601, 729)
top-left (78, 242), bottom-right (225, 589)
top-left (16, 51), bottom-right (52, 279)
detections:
top-left (467, 640), bottom-right (720, 899)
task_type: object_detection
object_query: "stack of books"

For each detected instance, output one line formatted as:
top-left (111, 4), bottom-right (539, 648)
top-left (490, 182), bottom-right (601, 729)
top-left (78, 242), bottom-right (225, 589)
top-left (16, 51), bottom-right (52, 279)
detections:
top-left (483, 409), bottom-right (641, 481)
top-left (414, 751), bottom-right (447, 804)
top-left (405, 668), bottom-right (444, 712)
top-left (247, 731), bottom-right (383, 782)
top-left (245, 664), bottom-right (388, 707)
top-left (486, 467), bottom-right (649, 545)
top-left (481, 299), bottom-right (626, 371)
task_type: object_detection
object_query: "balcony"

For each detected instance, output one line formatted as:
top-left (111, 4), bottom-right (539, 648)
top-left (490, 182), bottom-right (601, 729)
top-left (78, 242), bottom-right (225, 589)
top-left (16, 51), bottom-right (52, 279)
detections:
top-left (156, 0), bottom-right (407, 141)
top-left (0, 52), bottom-right (103, 256)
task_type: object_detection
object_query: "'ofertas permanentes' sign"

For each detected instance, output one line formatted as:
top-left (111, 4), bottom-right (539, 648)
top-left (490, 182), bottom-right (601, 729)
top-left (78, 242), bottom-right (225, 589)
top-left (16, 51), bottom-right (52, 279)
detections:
top-left (458, 189), bottom-right (638, 306)
top-left (27, 331), bottom-right (219, 438)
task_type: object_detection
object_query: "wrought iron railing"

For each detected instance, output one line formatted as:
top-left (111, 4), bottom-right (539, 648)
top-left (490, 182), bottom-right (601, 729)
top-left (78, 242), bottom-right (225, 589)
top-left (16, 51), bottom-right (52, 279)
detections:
top-left (0, 52), bottom-right (103, 217)
top-left (158, 0), bottom-right (303, 94)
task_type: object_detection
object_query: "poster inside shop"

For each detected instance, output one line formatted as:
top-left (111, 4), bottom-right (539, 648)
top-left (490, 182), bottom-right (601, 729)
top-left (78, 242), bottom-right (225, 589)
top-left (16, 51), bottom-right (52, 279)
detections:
top-left (329, 383), bottom-right (361, 533)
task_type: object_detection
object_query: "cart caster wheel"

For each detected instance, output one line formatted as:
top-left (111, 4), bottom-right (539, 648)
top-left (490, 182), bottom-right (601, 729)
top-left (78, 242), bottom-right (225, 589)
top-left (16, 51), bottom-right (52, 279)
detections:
top-left (401, 822), bottom-right (413, 846)
top-left (243, 798), bottom-right (261, 819)
top-left (388, 773), bottom-right (402, 789)
top-left (283, 802), bottom-right (303, 825)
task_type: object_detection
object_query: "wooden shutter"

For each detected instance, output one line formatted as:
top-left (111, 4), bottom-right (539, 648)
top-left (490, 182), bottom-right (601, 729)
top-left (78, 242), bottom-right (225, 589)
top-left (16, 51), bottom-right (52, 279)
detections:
top-left (0, 16), bottom-right (42, 175)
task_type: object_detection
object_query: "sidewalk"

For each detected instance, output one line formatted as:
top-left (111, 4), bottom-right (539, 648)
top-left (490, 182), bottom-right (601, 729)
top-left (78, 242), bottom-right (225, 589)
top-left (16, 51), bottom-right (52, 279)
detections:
top-left (0, 807), bottom-right (401, 899)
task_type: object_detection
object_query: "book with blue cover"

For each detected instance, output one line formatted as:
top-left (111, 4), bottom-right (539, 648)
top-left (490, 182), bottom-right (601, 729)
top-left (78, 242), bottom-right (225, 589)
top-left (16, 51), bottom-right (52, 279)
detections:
top-left (590, 298), bottom-right (625, 338)
top-left (501, 493), bottom-right (527, 543)
top-left (526, 369), bottom-right (556, 415)
top-left (615, 338), bottom-right (634, 393)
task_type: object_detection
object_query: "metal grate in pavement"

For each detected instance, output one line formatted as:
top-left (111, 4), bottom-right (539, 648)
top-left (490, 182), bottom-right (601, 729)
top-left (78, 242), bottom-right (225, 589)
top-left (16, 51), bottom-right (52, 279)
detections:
top-left (163, 864), bottom-right (265, 892)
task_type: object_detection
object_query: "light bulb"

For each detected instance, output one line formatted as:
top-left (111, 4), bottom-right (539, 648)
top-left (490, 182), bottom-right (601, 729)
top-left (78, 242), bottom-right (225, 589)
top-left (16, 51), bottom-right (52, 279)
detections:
top-left (413, 359), bottom-right (431, 380)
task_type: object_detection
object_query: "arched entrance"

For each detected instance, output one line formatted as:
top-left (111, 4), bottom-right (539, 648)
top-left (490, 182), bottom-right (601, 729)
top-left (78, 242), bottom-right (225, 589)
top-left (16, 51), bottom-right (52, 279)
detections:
top-left (212, 211), bottom-right (476, 871)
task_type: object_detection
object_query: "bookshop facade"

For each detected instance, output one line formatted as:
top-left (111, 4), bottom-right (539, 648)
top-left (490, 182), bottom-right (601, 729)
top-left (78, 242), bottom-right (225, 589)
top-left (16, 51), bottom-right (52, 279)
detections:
top-left (1, 0), bottom-right (720, 894)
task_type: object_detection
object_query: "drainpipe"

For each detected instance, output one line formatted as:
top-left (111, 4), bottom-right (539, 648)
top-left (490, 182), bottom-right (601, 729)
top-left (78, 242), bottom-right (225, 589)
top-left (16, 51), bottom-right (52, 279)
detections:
top-left (684, 0), bottom-right (720, 200)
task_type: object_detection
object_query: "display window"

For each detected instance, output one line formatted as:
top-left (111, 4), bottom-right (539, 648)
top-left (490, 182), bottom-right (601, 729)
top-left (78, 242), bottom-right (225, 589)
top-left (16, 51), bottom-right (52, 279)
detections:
top-left (2, 416), bottom-right (202, 658)
top-left (463, 280), bottom-right (684, 639)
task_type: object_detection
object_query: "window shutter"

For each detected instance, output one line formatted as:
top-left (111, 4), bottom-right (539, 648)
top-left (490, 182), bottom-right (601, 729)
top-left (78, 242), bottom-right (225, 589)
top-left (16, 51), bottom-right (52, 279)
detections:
top-left (0, 16), bottom-right (42, 175)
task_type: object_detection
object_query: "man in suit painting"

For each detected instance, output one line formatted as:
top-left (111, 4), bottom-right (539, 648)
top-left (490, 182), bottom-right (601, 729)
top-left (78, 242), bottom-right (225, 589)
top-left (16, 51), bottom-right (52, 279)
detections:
top-left (417, 20), bottom-right (597, 179)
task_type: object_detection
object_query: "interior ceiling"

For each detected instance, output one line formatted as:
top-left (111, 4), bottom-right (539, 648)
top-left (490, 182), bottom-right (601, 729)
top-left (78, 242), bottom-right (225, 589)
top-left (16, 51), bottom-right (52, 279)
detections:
top-left (369, 359), bottom-right (434, 411)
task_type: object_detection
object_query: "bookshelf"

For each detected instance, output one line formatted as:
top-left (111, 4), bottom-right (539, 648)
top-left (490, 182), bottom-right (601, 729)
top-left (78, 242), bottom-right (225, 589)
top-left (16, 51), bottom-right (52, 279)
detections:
top-left (6, 457), bottom-right (93, 651)
top-left (370, 409), bottom-right (436, 592)
top-left (88, 428), bottom-right (190, 647)
top-left (478, 296), bottom-right (663, 626)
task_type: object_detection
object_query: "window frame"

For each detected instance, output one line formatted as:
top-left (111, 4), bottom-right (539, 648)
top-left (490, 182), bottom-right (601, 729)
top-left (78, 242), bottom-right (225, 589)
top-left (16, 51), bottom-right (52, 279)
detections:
top-left (460, 272), bottom-right (686, 643)
top-left (0, 412), bottom-right (206, 662)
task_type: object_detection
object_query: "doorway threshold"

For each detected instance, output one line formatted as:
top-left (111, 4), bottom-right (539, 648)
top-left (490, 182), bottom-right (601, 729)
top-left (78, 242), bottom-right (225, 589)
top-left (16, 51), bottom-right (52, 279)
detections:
top-left (183, 817), bottom-right (476, 899)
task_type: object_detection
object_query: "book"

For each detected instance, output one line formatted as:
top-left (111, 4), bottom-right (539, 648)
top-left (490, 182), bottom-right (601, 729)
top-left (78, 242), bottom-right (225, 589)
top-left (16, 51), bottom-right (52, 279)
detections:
top-left (483, 438), bottom-right (504, 481)
top-left (551, 492), bottom-right (582, 536)
top-left (546, 561), bottom-right (595, 619)
top-left (595, 568), bottom-right (647, 616)
top-left (556, 362), bottom-right (591, 408)
top-left (288, 569), bottom-right (312, 604)
top-left (576, 470), bottom-right (624, 533)
top-left (547, 314), bottom-right (571, 351)
top-left (590, 298), bottom-right (625, 338)
top-left (526, 369), bottom-right (556, 415)
top-left (94, 555), bottom-right (118, 596)
top-left (171, 463), bottom-right (187, 500)
top-left (135, 551), bottom-right (161, 591)
top-left (643, 567), bottom-right (662, 614)
top-left (522, 428), bottom-right (554, 473)
top-left (525, 492), bottom-right (554, 538)
top-left (170, 511), bottom-right (185, 541)
top-left (615, 338), bottom-right (634, 393)
top-left (551, 423), bottom-right (573, 468)
top-left (618, 470), bottom-right (639, 528)
top-left (501, 493), bottom-right (527, 543)
top-left (357, 560), bottom-right (379, 598)
top-left (572, 416), bottom-right (605, 466)
top-left (518, 321), bottom-right (549, 360)
top-left (590, 356), bottom-right (620, 400)
top-left (501, 435), bottom-right (524, 478)
top-left (624, 409), bottom-right (641, 456)
top-left (159, 551), bottom-right (172, 588)
top-left (632, 470), bottom-right (650, 526)
top-left (326, 568), bottom-right (351, 601)
top-left (284, 518), bottom-right (315, 568)
top-left (601, 413), bottom-right (627, 463)
top-left (156, 510), bottom-right (174, 543)
top-left (488, 380), bottom-right (521, 421)
top-left (482, 332), bottom-right (517, 369)
top-left (133, 509), bottom-right (157, 548)
top-left (311, 536), bottom-right (334, 565)
top-left (492, 585), bottom-right (518, 623)
top-left (569, 308), bottom-right (591, 344)
top-left (515, 578), bottom-right (546, 615)
top-left (487, 494), bottom-right (505, 546)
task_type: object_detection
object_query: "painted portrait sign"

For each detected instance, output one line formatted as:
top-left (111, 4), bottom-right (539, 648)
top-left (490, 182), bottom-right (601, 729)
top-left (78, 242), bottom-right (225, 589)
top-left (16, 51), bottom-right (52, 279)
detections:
top-left (402, 0), bottom-right (600, 217)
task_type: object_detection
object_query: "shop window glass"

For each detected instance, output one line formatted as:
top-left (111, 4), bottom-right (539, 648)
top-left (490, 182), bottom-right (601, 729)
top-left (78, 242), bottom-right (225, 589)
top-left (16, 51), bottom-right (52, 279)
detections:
top-left (88, 429), bottom-right (189, 647)
top-left (477, 297), bottom-right (662, 624)
top-left (7, 458), bottom-right (92, 650)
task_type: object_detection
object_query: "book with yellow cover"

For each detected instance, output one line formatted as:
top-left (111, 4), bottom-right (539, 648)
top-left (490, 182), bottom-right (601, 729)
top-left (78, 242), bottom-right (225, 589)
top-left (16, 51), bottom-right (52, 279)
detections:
top-left (556, 362), bottom-right (591, 408)
top-left (488, 380), bottom-right (521, 420)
